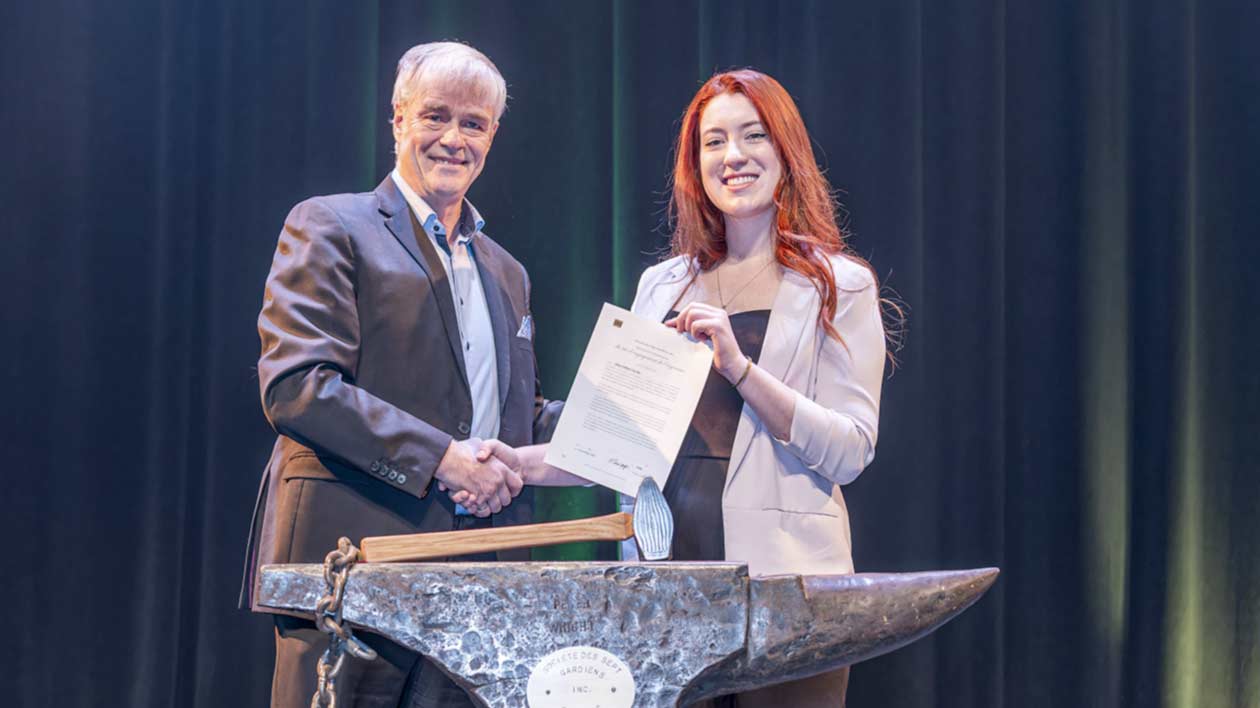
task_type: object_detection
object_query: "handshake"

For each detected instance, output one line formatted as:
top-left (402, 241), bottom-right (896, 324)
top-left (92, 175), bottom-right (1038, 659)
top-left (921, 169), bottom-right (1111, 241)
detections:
top-left (433, 437), bottom-right (527, 518)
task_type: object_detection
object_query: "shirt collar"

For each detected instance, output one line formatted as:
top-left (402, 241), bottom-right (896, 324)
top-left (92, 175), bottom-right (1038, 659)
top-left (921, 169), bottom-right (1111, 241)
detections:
top-left (390, 168), bottom-right (486, 245)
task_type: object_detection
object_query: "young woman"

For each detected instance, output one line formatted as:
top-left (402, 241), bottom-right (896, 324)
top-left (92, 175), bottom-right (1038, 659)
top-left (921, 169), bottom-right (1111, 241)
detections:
top-left (465, 69), bottom-right (890, 706)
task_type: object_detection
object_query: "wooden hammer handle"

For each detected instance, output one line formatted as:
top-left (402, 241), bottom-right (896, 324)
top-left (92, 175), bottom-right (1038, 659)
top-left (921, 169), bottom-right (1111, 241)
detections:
top-left (359, 512), bottom-right (634, 563)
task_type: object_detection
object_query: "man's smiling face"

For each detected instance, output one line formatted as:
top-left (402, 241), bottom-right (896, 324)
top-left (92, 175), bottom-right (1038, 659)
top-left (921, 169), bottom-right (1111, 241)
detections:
top-left (394, 84), bottom-right (498, 211)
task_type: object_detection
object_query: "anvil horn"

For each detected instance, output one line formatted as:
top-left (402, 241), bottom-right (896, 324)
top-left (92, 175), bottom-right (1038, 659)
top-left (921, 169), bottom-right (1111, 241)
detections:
top-left (256, 563), bottom-right (998, 707)
top-left (682, 568), bottom-right (1000, 703)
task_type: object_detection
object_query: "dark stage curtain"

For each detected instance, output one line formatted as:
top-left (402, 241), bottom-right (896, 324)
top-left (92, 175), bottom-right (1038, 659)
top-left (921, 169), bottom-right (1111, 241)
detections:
top-left (5, 1), bottom-right (1258, 706)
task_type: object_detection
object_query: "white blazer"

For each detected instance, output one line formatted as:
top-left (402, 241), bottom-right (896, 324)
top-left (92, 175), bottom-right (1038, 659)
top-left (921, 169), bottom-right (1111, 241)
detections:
top-left (621, 253), bottom-right (885, 576)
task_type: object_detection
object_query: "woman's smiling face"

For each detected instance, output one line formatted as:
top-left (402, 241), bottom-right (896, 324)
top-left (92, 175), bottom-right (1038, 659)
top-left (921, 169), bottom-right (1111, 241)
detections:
top-left (698, 92), bottom-right (782, 220)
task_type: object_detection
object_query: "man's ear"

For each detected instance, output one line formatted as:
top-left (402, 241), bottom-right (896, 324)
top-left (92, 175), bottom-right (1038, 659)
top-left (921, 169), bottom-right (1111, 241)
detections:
top-left (391, 103), bottom-right (406, 143)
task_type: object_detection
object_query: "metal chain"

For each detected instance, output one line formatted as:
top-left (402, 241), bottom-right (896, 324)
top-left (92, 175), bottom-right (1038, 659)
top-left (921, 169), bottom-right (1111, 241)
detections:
top-left (310, 537), bottom-right (378, 708)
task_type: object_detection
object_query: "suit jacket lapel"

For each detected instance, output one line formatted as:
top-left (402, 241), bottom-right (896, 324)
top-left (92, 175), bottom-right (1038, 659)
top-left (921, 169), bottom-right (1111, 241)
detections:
top-left (375, 178), bottom-right (470, 392)
top-left (470, 235), bottom-right (512, 413)
top-left (724, 269), bottom-right (815, 495)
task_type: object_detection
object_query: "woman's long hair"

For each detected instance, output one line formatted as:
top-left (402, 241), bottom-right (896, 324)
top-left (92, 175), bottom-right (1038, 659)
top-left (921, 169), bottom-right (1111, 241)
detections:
top-left (669, 69), bottom-right (885, 345)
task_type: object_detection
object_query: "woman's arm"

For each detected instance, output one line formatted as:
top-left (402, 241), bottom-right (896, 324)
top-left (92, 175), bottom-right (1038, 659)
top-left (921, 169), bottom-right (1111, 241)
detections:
top-left (779, 277), bottom-right (885, 484)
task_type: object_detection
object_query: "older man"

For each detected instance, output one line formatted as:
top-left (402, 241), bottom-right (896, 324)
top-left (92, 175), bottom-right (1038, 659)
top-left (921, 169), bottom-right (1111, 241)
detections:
top-left (241, 42), bottom-right (551, 707)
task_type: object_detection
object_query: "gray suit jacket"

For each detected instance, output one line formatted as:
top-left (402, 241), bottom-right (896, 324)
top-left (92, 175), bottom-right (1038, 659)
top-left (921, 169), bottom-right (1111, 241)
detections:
top-left (241, 176), bottom-right (558, 609)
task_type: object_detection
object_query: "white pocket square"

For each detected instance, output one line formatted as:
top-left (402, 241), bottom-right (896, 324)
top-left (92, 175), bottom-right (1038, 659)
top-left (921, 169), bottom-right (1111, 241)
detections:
top-left (516, 314), bottom-right (533, 339)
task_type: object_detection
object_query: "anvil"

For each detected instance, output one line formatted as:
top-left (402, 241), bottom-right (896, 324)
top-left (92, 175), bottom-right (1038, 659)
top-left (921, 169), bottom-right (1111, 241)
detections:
top-left (258, 562), bottom-right (997, 706)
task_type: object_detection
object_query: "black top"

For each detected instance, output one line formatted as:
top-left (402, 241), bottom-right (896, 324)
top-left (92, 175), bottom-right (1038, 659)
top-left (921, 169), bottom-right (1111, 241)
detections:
top-left (663, 309), bottom-right (772, 561)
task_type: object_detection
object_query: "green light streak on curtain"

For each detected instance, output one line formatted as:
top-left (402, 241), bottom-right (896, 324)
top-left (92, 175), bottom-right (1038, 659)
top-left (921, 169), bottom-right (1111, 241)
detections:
top-left (307, 3), bottom-right (380, 190)
top-left (1080, 145), bottom-right (1131, 705)
top-left (1080, 3), bottom-right (1130, 704)
top-left (1163, 103), bottom-right (1211, 707)
top-left (1160, 8), bottom-right (1259, 701)
top-left (1162, 20), bottom-right (1233, 701)
top-left (532, 2), bottom-right (613, 561)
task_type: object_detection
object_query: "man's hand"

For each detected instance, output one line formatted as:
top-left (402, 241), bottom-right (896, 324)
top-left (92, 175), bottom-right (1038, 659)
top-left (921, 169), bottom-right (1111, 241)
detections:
top-left (434, 438), bottom-right (523, 516)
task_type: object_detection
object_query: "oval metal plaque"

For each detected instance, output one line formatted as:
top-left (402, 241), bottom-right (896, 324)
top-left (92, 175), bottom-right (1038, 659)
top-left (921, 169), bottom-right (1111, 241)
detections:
top-left (526, 646), bottom-right (635, 707)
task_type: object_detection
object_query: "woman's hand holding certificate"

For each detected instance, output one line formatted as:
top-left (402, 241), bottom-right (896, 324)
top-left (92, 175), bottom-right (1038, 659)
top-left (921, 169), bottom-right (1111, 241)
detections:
top-left (665, 302), bottom-right (748, 383)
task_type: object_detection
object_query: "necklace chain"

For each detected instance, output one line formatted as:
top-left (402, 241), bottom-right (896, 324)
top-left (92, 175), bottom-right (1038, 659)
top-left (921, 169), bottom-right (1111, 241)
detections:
top-left (715, 256), bottom-right (776, 309)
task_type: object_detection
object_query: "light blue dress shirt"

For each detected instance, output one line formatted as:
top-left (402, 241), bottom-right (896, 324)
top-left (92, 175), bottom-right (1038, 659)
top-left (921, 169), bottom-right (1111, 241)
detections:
top-left (391, 170), bottom-right (501, 514)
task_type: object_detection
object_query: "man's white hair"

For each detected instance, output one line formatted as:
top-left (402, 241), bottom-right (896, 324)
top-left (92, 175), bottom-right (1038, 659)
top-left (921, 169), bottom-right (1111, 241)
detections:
top-left (392, 42), bottom-right (508, 121)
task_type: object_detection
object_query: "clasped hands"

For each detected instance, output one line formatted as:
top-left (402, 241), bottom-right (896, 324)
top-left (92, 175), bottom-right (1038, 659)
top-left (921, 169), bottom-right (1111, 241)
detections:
top-left (433, 437), bottom-right (525, 517)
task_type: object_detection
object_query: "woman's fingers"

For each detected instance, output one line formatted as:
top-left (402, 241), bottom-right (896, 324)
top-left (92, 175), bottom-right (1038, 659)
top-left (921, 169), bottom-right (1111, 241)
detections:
top-left (671, 303), bottom-right (702, 331)
top-left (673, 307), bottom-right (703, 336)
top-left (689, 316), bottom-right (727, 340)
top-left (670, 303), bottom-right (734, 343)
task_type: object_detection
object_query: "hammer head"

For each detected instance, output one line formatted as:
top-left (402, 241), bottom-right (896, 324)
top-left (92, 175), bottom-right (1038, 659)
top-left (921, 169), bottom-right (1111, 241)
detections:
top-left (631, 476), bottom-right (674, 560)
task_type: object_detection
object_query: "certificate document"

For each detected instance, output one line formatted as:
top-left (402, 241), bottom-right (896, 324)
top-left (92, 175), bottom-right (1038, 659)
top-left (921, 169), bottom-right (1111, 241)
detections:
top-left (544, 303), bottom-right (713, 497)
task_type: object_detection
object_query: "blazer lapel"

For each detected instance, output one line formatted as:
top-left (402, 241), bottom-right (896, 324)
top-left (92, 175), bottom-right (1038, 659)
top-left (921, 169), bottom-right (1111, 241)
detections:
top-left (637, 259), bottom-right (694, 322)
top-left (724, 269), bottom-right (816, 495)
top-left (470, 235), bottom-right (512, 413)
top-left (375, 179), bottom-right (470, 391)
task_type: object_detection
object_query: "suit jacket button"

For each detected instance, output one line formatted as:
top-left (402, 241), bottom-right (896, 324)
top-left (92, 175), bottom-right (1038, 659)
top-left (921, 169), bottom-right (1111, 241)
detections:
top-left (397, 474), bottom-right (407, 484)
top-left (370, 460), bottom-right (381, 472)
top-left (387, 470), bottom-right (398, 481)
top-left (458, 422), bottom-right (470, 435)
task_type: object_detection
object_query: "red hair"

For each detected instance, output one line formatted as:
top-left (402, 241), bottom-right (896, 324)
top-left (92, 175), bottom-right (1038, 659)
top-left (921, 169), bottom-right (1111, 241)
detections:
top-left (669, 69), bottom-right (877, 344)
